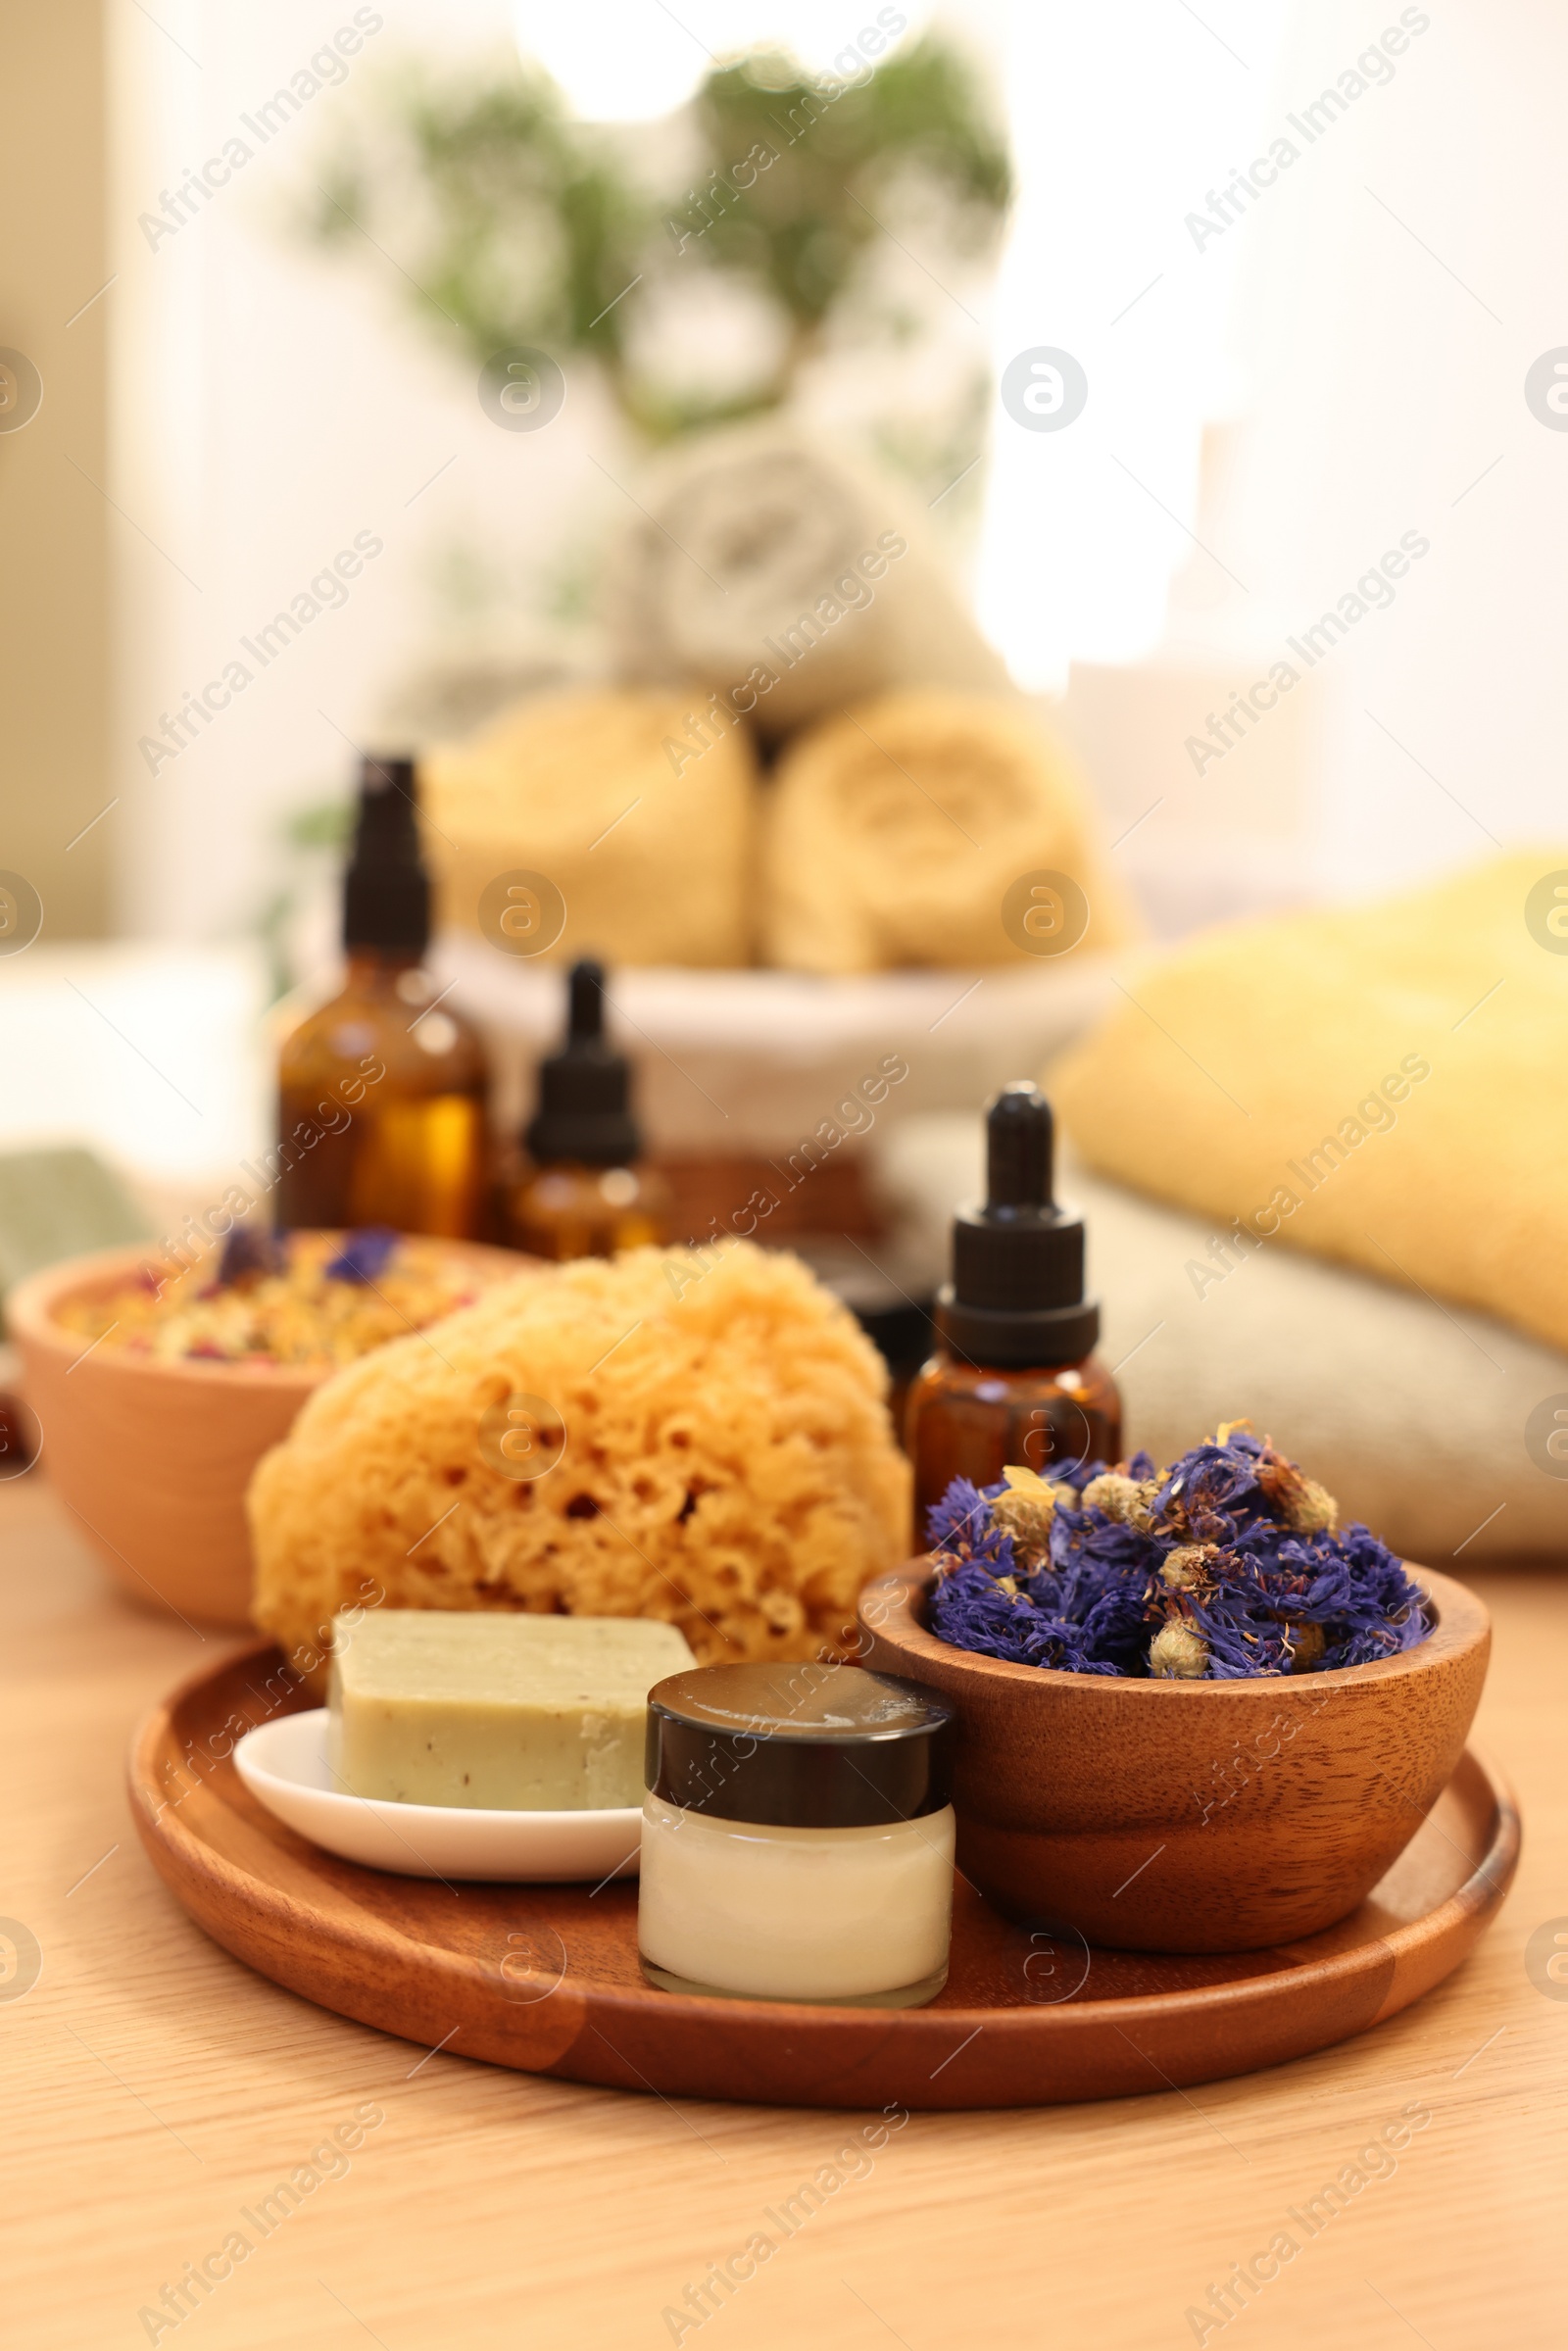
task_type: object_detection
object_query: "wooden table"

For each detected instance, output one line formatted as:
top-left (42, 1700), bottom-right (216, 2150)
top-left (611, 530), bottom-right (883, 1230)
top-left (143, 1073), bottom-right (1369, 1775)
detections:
top-left (3, 1476), bottom-right (1563, 2351)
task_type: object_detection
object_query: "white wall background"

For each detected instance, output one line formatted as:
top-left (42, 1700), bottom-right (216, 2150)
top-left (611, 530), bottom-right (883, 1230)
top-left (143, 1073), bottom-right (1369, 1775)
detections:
top-left (104, 0), bottom-right (1568, 947)
top-left (108, 0), bottom-right (566, 952)
top-left (1213, 0), bottom-right (1568, 892)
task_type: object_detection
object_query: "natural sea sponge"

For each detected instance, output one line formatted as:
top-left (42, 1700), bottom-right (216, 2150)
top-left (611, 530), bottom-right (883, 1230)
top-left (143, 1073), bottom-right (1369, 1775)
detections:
top-left (248, 1243), bottom-right (910, 1679)
top-left (422, 687), bottom-right (756, 967)
top-left (760, 690), bottom-right (1138, 972)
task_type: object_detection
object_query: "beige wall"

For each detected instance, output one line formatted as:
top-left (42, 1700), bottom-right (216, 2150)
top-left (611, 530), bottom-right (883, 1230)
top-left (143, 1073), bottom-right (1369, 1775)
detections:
top-left (0, 0), bottom-right (110, 939)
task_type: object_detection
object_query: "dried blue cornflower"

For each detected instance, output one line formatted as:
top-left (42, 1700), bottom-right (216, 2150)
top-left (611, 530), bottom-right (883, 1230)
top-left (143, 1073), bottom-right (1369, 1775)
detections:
top-left (218, 1223), bottom-right (285, 1288)
top-left (924, 1477), bottom-right (1016, 1574)
top-left (326, 1227), bottom-right (398, 1285)
top-left (925, 1424), bottom-right (1430, 1680)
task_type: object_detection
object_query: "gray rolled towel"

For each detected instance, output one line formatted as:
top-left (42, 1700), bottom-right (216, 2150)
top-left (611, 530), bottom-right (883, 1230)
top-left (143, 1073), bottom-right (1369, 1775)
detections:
top-left (604, 419), bottom-right (1008, 741)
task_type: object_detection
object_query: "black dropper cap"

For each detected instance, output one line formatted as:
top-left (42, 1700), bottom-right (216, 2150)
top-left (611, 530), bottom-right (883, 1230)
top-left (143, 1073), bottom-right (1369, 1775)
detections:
top-left (936, 1082), bottom-right (1100, 1366)
top-left (342, 756), bottom-right (430, 955)
top-left (525, 958), bottom-right (640, 1167)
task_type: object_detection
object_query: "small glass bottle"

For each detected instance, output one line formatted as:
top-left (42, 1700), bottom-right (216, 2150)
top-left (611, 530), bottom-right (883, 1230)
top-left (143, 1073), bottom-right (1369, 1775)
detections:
top-left (905, 1083), bottom-right (1122, 1527)
top-left (275, 757), bottom-right (489, 1238)
top-left (501, 957), bottom-right (670, 1260)
top-left (638, 1662), bottom-right (956, 2007)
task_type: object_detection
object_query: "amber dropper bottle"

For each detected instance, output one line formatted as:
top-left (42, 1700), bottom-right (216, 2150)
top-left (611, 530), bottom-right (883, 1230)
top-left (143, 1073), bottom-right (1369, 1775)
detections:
top-left (905, 1082), bottom-right (1122, 1528)
top-left (501, 957), bottom-right (670, 1261)
top-left (275, 756), bottom-right (489, 1238)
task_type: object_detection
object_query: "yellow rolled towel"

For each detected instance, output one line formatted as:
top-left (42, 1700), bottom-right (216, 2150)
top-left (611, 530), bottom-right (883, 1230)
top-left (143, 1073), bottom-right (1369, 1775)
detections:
top-left (760, 690), bottom-right (1138, 973)
top-left (423, 687), bottom-right (756, 966)
top-left (1053, 851), bottom-right (1568, 1354)
top-left (248, 1242), bottom-right (910, 1678)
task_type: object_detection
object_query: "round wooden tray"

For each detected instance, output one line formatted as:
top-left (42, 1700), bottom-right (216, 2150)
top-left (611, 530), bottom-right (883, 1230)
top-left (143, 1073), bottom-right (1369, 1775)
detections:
top-left (129, 1641), bottom-right (1520, 2111)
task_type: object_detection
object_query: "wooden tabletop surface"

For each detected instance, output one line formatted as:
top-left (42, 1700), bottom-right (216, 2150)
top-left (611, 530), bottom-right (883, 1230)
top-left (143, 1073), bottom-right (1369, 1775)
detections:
top-left (3, 1474), bottom-right (1564, 2351)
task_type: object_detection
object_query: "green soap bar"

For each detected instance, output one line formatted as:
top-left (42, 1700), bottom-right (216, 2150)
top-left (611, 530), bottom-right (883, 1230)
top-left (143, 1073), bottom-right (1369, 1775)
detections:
top-left (0, 1147), bottom-right (150, 1316)
top-left (327, 1610), bottom-right (697, 1811)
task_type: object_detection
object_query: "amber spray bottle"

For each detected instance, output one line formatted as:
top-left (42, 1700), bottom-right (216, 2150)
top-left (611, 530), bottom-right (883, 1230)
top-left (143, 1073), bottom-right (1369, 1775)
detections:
top-left (501, 957), bottom-right (670, 1260)
top-left (275, 756), bottom-right (489, 1237)
top-left (905, 1082), bottom-right (1122, 1527)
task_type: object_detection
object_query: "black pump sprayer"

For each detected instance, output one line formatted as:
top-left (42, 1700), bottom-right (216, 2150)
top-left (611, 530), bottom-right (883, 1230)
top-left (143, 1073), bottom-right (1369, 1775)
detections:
top-left (341, 756), bottom-right (430, 956)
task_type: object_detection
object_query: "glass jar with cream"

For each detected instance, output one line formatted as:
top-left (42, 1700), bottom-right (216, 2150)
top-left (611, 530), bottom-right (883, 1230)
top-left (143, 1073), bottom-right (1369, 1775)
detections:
top-left (638, 1662), bottom-right (956, 2008)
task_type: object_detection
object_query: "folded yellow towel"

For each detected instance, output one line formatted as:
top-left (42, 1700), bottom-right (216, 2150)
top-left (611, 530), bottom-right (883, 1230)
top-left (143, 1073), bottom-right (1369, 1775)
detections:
top-left (423, 688), bottom-right (755, 967)
top-left (760, 690), bottom-right (1138, 974)
top-left (1053, 852), bottom-right (1568, 1354)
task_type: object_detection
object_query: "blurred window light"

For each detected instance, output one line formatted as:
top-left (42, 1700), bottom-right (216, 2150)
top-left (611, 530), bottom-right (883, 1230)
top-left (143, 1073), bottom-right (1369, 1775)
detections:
top-left (514, 0), bottom-right (934, 120)
top-left (976, 0), bottom-right (1289, 689)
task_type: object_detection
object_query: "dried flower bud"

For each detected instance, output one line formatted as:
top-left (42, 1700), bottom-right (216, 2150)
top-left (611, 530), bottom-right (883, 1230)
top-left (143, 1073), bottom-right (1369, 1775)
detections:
top-left (1255, 1443), bottom-right (1340, 1535)
top-left (1159, 1543), bottom-right (1217, 1591)
top-left (1284, 1478), bottom-right (1338, 1535)
top-left (1287, 1620), bottom-right (1326, 1671)
top-left (1149, 1619), bottom-right (1209, 1679)
top-left (992, 1464), bottom-right (1065, 1564)
top-left (1082, 1471), bottom-right (1160, 1532)
top-left (995, 1575), bottom-right (1020, 1598)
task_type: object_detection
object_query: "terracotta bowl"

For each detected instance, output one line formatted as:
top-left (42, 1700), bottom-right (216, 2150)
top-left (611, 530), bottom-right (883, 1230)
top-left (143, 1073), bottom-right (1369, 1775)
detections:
top-left (9, 1239), bottom-right (524, 1631)
top-left (857, 1559), bottom-right (1491, 1954)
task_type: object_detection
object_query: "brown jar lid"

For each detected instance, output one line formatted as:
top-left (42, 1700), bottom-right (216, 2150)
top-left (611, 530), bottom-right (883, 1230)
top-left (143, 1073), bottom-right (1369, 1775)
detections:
top-left (645, 1662), bottom-right (955, 1830)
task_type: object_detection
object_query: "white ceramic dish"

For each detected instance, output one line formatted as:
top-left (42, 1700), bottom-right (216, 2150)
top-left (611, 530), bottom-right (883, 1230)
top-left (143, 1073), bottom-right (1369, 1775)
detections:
top-left (233, 1711), bottom-right (642, 1884)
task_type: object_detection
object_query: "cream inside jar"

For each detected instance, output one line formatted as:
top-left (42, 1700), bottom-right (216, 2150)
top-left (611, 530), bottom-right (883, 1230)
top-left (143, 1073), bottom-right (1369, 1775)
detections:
top-left (638, 1661), bottom-right (956, 2008)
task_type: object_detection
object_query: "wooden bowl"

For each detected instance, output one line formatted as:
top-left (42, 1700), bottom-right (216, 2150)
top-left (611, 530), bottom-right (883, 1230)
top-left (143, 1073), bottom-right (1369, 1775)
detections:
top-left (857, 1560), bottom-right (1491, 1954)
top-left (9, 1239), bottom-right (523, 1630)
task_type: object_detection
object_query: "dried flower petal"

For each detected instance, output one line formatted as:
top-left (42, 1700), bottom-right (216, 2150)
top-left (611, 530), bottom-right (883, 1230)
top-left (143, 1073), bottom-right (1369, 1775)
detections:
top-left (991, 1464), bottom-right (1063, 1563)
top-left (219, 1223), bottom-right (285, 1288)
top-left (926, 1422), bottom-right (1428, 1681)
top-left (326, 1227), bottom-right (399, 1286)
top-left (925, 1476), bottom-right (1014, 1573)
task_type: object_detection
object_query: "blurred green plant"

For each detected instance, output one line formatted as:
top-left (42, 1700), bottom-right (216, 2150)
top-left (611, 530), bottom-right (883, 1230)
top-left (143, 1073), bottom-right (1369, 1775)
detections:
top-left (303, 37), bottom-right (1010, 442)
